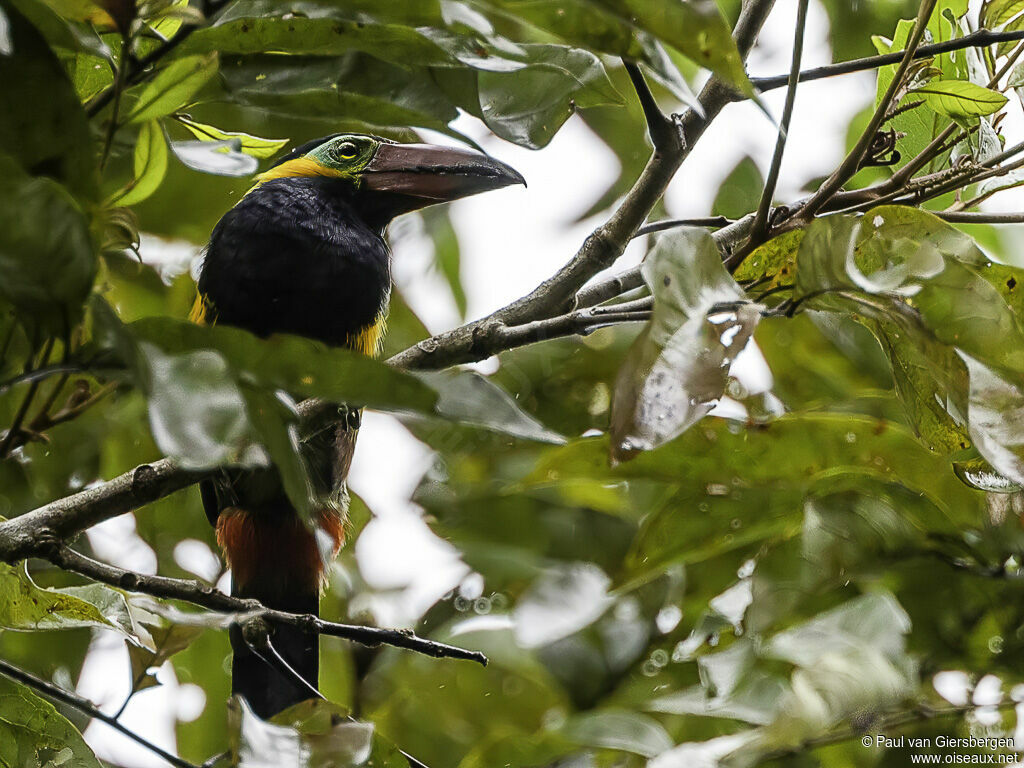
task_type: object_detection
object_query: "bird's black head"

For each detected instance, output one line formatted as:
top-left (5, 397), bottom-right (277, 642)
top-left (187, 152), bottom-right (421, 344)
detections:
top-left (257, 133), bottom-right (525, 225)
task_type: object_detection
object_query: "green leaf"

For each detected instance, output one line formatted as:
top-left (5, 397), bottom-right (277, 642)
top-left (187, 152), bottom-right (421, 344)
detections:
top-left (528, 414), bottom-right (983, 580)
top-left (125, 53), bottom-right (218, 124)
top-left (981, 0), bottom-right (1024, 28)
top-left (875, 20), bottom-right (955, 174)
top-left (0, 2), bottom-right (97, 200)
top-left (176, 116), bottom-right (288, 158)
top-left (0, 157), bottom-right (96, 335)
top-left (240, 385), bottom-right (316, 521)
top-left (421, 207), bottom-right (466, 319)
top-left (421, 370), bottom-right (565, 444)
top-left (860, 312), bottom-right (971, 453)
top-left (127, 623), bottom-right (205, 696)
top-left (130, 318), bottom-right (438, 416)
top-left (111, 120), bottom-right (169, 207)
top-left (712, 157), bottom-right (764, 221)
top-left (910, 79), bottom-right (1008, 118)
top-left (959, 353), bottom-right (1024, 485)
top-left (140, 342), bottom-right (266, 470)
top-left (479, 44), bottom-right (622, 149)
top-left (800, 474), bottom-right (959, 579)
top-left (609, 228), bottom-right (760, 462)
top-left (188, 13), bottom-right (454, 66)
top-left (733, 229), bottom-right (804, 288)
top-left (0, 675), bottom-right (103, 768)
top-left (513, 562), bottom-right (611, 647)
top-left (562, 710), bottom-right (673, 757)
top-left (591, 0), bottom-right (754, 95)
top-left (0, 561), bottom-right (132, 635)
top-left (796, 209), bottom-right (1024, 376)
top-left (218, 55), bottom-right (460, 137)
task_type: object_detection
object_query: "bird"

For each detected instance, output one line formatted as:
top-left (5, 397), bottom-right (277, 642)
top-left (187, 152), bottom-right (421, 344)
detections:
top-left (190, 133), bottom-right (524, 718)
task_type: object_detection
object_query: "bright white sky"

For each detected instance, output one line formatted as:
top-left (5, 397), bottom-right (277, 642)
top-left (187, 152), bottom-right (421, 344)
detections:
top-left (77, 1), bottom-right (1024, 763)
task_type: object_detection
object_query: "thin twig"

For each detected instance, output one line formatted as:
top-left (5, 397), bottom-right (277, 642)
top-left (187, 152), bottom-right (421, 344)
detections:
top-left (86, 0), bottom-right (232, 118)
top-left (99, 35), bottom-right (130, 170)
top-left (936, 210), bottom-right (1024, 224)
top-left (634, 216), bottom-right (734, 237)
top-left (750, 27), bottom-right (1024, 92)
top-left (799, 0), bottom-right (938, 219)
top-left (44, 545), bottom-right (488, 666)
top-left (622, 60), bottom-right (679, 152)
top-left (0, 362), bottom-right (91, 395)
top-left (0, 657), bottom-right (198, 768)
top-left (0, 338), bottom-right (55, 459)
top-left (750, 0), bottom-right (810, 242)
top-left (388, 0), bottom-right (777, 371)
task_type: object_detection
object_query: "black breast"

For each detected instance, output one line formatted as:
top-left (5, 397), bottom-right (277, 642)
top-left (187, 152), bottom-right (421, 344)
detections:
top-left (198, 177), bottom-right (391, 347)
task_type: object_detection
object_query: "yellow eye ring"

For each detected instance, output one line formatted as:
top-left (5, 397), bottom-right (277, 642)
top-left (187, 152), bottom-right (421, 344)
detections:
top-left (335, 141), bottom-right (359, 159)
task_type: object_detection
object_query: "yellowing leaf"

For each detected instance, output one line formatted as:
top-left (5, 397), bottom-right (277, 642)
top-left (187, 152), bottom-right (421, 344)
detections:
top-left (176, 116), bottom-right (288, 159)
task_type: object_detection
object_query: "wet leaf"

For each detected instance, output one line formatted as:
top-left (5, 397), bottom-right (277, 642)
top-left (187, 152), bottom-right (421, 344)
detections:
top-left (513, 562), bottom-right (612, 647)
top-left (562, 709), bottom-right (672, 757)
top-left (610, 228), bottom-right (761, 462)
top-left (228, 697), bottom-right (411, 768)
top-left (141, 342), bottom-right (266, 470)
top-left (959, 353), bottom-right (1024, 485)
top-left (169, 138), bottom-right (259, 177)
top-left (420, 369), bottom-right (564, 444)
top-left (188, 12), bottom-right (454, 66)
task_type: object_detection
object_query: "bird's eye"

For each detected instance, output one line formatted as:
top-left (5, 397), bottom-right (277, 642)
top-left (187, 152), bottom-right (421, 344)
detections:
top-left (335, 141), bottom-right (359, 159)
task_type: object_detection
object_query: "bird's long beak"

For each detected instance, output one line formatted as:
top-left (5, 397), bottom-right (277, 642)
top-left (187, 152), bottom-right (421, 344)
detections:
top-left (362, 142), bottom-right (525, 202)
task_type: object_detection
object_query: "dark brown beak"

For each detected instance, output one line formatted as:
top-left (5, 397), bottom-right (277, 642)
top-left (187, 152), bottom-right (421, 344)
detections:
top-left (362, 142), bottom-right (525, 202)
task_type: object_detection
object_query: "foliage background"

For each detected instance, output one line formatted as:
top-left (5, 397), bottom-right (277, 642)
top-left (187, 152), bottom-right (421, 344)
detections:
top-left (8, 0), bottom-right (1024, 767)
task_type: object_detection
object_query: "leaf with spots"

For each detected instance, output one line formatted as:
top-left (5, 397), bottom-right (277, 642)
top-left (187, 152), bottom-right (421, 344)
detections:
top-left (0, 676), bottom-right (103, 768)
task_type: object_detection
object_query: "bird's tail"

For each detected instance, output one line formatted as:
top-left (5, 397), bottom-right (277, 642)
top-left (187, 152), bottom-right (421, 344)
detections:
top-left (217, 507), bottom-right (345, 719)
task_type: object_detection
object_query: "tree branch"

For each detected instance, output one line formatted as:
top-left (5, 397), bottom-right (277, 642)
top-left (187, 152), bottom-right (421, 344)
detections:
top-left (634, 216), bottom-right (734, 237)
top-left (937, 210), bottom-right (1024, 224)
top-left (0, 2), bottom-right (778, 648)
top-left (0, 657), bottom-right (198, 768)
top-left (389, 0), bottom-right (777, 371)
top-left (750, 27), bottom-right (1024, 93)
top-left (799, 0), bottom-right (938, 219)
top-left (44, 545), bottom-right (488, 665)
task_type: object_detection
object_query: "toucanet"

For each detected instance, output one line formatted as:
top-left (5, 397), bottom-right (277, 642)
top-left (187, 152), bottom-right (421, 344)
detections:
top-left (191, 133), bottom-right (523, 718)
